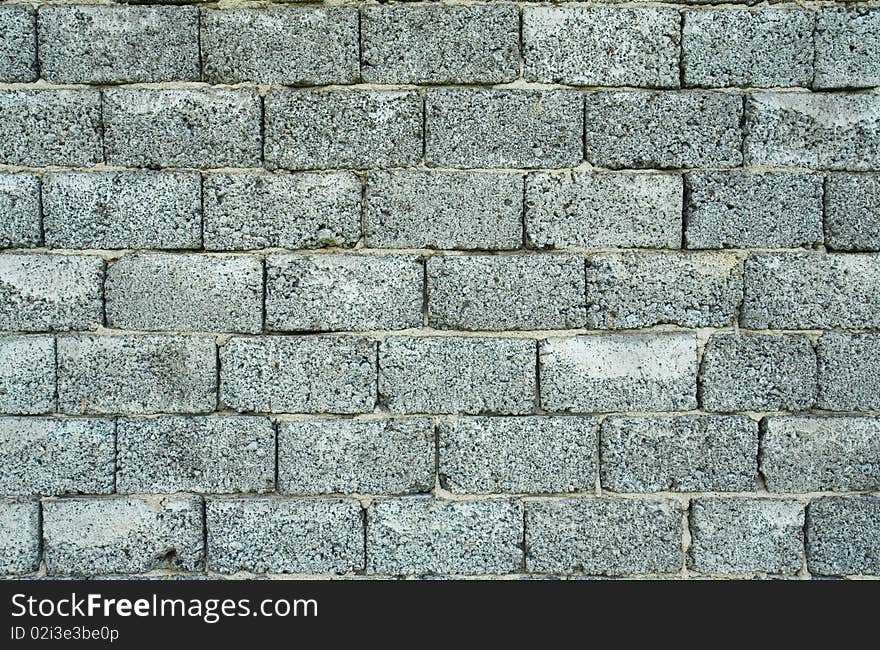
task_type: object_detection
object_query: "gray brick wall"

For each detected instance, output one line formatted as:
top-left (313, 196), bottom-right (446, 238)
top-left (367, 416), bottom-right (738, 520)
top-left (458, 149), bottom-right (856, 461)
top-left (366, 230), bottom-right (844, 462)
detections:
top-left (2, 1), bottom-right (878, 581)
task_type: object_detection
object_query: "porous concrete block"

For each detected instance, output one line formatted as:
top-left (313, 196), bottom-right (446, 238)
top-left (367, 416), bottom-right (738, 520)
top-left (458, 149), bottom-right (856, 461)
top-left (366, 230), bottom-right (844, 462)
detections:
top-left (367, 498), bottom-right (523, 575)
top-left (761, 416), bottom-right (880, 492)
top-left (807, 496), bottom-right (880, 576)
top-left (43, 496), bottom-right (204, 575)
top-left (0, 6), bottom-right (35, 81)
top-left (439, 416), bottom-right (597, 494)
top-left (539, 334), bottom-right (698, 413)
top-left (207, 498), bottom-right (363, 574)
top-left (0, 174), bottom-right (40, 249)
top-left (525, 172), bottom-right (682, 249)
top-left (699, 333), bottom-right (817, 412)
top-left (741, 253), bottom-right (880, 329)
top-left (362, 4), bottom-right (518, 84)
top-left (817, 333), bottom-right (880, 412)
top-left (265, 90), bottom-right (422, 170)
top-left (682, 9), bottom-right (814, 87)
top-left (525, 498), bottom-right (683, 575)
top-left (689, 498), bottom-right (804, 575)
top-left (378, 336), bottom-right (536, 415)
top-left (585, 252), bottom-right (742, 328)
top-left (523, 7), bottom-right (679, 87)
top-left (42, 172), bottom-right (201, 250)
top-left (103, 89), bottom-right (262, 168)
top-left (278, 417), bottom-right (435, 495)
top-left (365, 171), bottom-right (523, 250)
top-left (266, 254), bottom-right (423, 331)
top-left (0, 90), bottom-right (102, 166)
top-left (684, 172), bottom-right (823, 249)
top-left (744, 93), bottom-right (880, 170)
top-left (584, 91), bottom-right (743, 169)
top-left (203, 172), bottom-right (361, 251)
top-left (425, 89), bottom-right (583, 169)
top-left (815, 9), bottom-right (880, 89)
top-left (427, 254), bottom-right (586, 330)
top-left (0, 417), bottom-right (114, 496)
top-left (824, 173), bottom-right (880, 251)
top-left (57, 335), bottom-right (217, 415)
top-left (0, 254), bottom-right (103, 332)
top-left (38, 5), bottom-right (199, 83)
top-left (117, 416), bottom-right (275, 494)
top-left (105, 254), bottom-right (263, 333)
top-left (202, 8), bottom-right (357, 85)
top-left (600, 416), bottom-right (758, 493)
top-left (220, 336), bottom-right (376, 414)
top-left (0, 335), bottom-right (54, 415)
top-left (0, 499), bottom-right (40, 575)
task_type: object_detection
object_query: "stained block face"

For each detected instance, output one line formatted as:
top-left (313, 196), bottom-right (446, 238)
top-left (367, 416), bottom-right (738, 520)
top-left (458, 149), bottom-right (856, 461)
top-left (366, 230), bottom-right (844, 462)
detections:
top-left (0, 499), bottom-right (40, 575)
top-left (0, 174), bottom-right (40, 249)
top-left (0, 336), bottom-right (55, 415)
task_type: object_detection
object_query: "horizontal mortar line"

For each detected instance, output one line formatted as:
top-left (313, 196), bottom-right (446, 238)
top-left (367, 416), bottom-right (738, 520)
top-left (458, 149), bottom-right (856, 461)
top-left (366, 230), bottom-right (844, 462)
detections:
top-left (22, 0), bottom-right (880, 8)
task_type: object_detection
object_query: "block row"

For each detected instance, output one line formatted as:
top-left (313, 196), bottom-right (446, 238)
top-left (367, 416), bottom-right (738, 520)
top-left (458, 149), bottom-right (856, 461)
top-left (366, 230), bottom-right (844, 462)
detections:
top-left (3, 495), bottom-right (878, 577)
top-left (3, 5), bottom-right (879, 90)
top-left (4, 332), bottom-right (880, 415)
top-left (7, 88), bottom-right (880, 170)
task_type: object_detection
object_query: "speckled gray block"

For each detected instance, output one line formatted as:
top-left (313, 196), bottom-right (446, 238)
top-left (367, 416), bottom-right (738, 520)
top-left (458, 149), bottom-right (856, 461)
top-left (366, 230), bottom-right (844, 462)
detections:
top-left (524, 172), bottom-right (682, 250)
top-left (0, 90), bottom-right (101, 166)
top-left (0, 6), bottom-right (36, 82)
top-left (37, 5), bottom-right (199, 83)
top-left (203, 172), bottom-right (361, 251)
top-left (584, 91), bottom-right (743, 169)
top-left (426, 89), bottom-right (583, 169)
top-left (0, 417), bottom-right (114, 496)
top-left (57, 334), bottom-right (217, 415)
top-left (117, 416), bottom-right (275, 494)
top-left (807, 496), bottom-right (880, 576)
top-left (526, 498), bottom-right (683, 575)
top-left (824, 174), bottom-right (880, 251)
top-left (103, 89), bottom-right (262, 168)
top-left (0, 499), bottom-right (40, 575)
top-left (817, 333), bottom-right (880, 412)
top-left (585, 252), bottom-right (742, 328)
top-left (815, 9), bottom-right (880, 89)
top-left (0, 174), bottom-right (40, 249)
top-left (207, 498), bottom-right (363, 574)
top-left (744, 93), bottom-right (880, 170)
top-left (699, 333), bottom-right (817, 412)
top-left (266, 254), bottom-right (423, 331)
top-left (0, 335), bottom-right (54, 415)
top-left (105, 254), bottom-right (263, 333)
top-left (278, 417), bottom-right (434, 495)
top-left (741, 253), bottom-right (880, 329)
top-left (362, 4), bottom-right (518, 84)
top-left (220, 336), bottom-right (376, 414)
top-left (0, 254), bottom-right (103, 332)
top-left (367, 498), bottom-right (523, 575)
top-left (689, 498), bottom-right (804, 576)
top-left (427, 254), bottom-right (586, 331)
top-left (379, 336), bottom-right (536, 415)
top-left (684, 172), bottom-right (823, 249)
top-left (265, 90), bottom-right (422, 170)
top-left (365, 171), bottom-right (523, 250)
top-left (600, 416), bottom-right (758, 493)
top-left (202, 8), bottom-right (357, 85)
top-left (523, 7), bottom-right (679, 87)
top-left (42, 172), bottom-right (201, 250)
top-left (43, 496), bottom-right (204, 575)
top-left (439, 416), bottom-right (597, 494)
top-left (761, 416), bottom-right (880, 492)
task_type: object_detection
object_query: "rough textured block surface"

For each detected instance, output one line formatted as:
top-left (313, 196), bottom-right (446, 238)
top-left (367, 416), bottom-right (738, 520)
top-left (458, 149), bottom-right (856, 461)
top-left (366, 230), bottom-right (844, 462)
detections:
top-left (0, 499), bottom-right (40, 575)
top-left (824, 174), bottom-right (880, 251)
top-left (689, 499), bottom-right (804, 575)
top-left (815, 9), bottom-right (880, 89)
top-left (817, 333), bottom-right (880, 412)
top-left (601, 416), bottom-right (758, 493)
top-left (43, 496), bottom-right (204, 575)
top-left (526, 498), bottom-right (683, 575)
top-left (807, 497), bottom-right (880, 576)
top-left (367, 498), bottom-right (523, 575)
top-left (0, 336), bottom-right (55, 415)
top-left (439, 416), bottom-right (596, 494)
top-left (699, 333), bottom-right (817, 412)
top-left (279, 418), bottom-right (435, 495)
top-left (207, 498), bottom-right (363, 574)
top-left (117, 416), bottom-right (275, 494)
top-left (0, 6), bottom-right (36, 82)
top-left (379, 336), bottom-right (536, 415)
top-left (761, 416), bottom-right (880, 493)
top-left (0, 174), bottom-right (40, 249)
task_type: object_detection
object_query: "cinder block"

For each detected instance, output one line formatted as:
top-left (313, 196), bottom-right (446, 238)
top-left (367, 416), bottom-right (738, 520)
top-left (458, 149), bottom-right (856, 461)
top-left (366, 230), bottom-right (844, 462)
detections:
top-left (824, 174), bottom-right (880, 251)
top-left (815, 9), bottom-right (880, 89)
top-left (0, 174), bottom-right (40, 249)
top-left (807, 496), bottom-right (880, 576)
top-left (0, 6), bottom-right (36, 82)
top-left (0, 335), bottom-right (55, 415)
top-left (817, 333), bottom-right (880, 412)
top-left (0, 499), bottom-right (40, 575)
